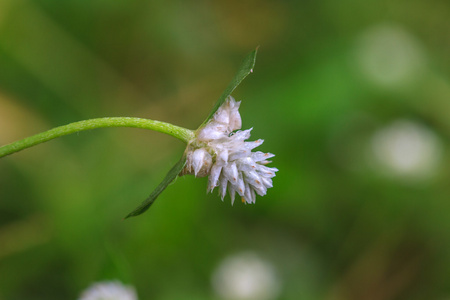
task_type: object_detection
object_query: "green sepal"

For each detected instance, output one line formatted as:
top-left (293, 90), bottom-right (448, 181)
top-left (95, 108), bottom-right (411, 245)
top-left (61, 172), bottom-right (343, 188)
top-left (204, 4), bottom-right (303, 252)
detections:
top-left (124, 155), bottom-right (187, 219)
top-left (200, 47), bottom-right (258, 127)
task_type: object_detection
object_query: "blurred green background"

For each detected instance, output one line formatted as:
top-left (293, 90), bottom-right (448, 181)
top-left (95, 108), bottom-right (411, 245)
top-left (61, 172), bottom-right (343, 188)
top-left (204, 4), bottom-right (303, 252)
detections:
top-left (1, 0), bottom-right (450, 299)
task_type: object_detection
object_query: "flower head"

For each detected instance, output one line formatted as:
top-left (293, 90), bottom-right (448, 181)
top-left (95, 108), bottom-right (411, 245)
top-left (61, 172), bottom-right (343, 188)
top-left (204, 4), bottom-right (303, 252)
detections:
top-left (181, 96), bottom-right (277, 204)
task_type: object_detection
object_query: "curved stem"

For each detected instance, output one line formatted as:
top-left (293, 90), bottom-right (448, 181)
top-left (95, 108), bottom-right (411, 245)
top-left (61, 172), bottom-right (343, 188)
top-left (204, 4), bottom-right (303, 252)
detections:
top-left (0, 117), bottom-right (195, 158)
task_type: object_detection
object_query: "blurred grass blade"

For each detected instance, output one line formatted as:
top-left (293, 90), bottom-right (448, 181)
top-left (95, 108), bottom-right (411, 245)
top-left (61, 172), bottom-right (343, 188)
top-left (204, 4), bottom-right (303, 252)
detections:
top-left (200, 47), bottom-right (258, 127)
top-left (124, 156), bottom-right (186, 219)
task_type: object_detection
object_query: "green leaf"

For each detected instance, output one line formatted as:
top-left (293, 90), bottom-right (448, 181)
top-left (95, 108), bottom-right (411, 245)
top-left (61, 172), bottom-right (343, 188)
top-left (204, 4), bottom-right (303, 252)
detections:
top-left (124, 156), bottom-right (186, 219)
top-left (200, 47), bottom-right (258, 127)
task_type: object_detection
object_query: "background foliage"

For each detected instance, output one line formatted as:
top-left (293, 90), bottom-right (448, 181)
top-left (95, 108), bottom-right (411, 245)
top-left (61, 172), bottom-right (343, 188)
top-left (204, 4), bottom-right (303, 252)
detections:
top-left (0, 0), bottom-right (450, 299)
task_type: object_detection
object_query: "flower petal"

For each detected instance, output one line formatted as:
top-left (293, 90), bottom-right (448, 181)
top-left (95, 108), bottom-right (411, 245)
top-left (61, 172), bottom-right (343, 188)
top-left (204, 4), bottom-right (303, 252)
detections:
top-left (229, 149), bottom-right (250, 161)
top-left (192, 148), bottom-right (206, 176)
top-left (223, 162), bottom-right (239, 183)
top-left (236, 174), bottom-right (246, 196)
top-left (256, 165), bottom-right (279, 177)
top-left (208, 164), bottom-right (222, 192)
top-left (244, 139), bottom-right (263, 150)
top-left (219, 175), bottom-right (228, 201)
top-left (251, 151), bottom-right (275, 162)
top-left (228, 185), bottom-right (237, 205)
top-left (231, 129), bottom-right (252, 141)
top-left (217, 150), bottom-right (229, 166)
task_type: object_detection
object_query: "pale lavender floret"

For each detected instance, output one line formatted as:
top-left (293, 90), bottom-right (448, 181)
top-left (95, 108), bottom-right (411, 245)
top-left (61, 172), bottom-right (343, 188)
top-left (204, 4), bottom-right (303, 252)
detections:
top-left (231, 129), bottom-right (252, 141)
top-left (243, 170), bottom-right (260, 182)
top-left (188, 148), bottom-right (212, 177)
top-left (236, 174), bottom-right (246, 196)
top-left (251, 182), bottom-right (267, 197)
top-left (218, 175), bottom-right (228, 200)
top-left (251, 151), bottom-right (275, 162)
top-left (229, 100), bottom-right (242, 131)
top-left (223, 162), bottom-right (239, 183)
top-left (181, 96), bottom-right (277, 204)
top-left (228, 149), bottom-right (250, 161)
top-left (192, 148), bottom-right (205, 176)
top-left (214, 105), bottom-right (230, 125)
top-left (197, 125), bottom-right (227, 141)
top-left (236, 157), bottom-right (257, 172)
top-left (243, 170), bottom-right (267, 196)
top-left (244, 182), bottom-right (256, 204)
top-left (216, 150), bottom-right (229, 166)
top-left (209, 164), bottom-right (222, 191)
top-left (261, 177), bottom-right (273, 188)
top-left (228, 185), bottom-right (237, 205)
top-left (256, 165), bottom-right (279, 177)
top-left (219, 96), bottom-right (242, 132)
top-left (199, 96), bottom-right (242, 140)
top-left (244, 139), bottom-right (263, 150)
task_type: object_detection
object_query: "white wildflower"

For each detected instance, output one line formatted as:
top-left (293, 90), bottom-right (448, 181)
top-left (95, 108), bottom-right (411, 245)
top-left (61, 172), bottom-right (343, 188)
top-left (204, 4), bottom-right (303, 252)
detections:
top-left (212, 251), bottom-right (281, 300)
top-left (78, 281), bottom-right (137, 300)
top-left (181, 96), bottom-right (277, 204)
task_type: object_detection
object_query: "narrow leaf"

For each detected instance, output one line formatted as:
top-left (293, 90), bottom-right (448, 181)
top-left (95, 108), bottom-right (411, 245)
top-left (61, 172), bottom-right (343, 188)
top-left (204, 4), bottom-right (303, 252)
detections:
top-left (200, 47), bottom-right (258, 126)
top-left (124, 156), bottom-right (186, 219)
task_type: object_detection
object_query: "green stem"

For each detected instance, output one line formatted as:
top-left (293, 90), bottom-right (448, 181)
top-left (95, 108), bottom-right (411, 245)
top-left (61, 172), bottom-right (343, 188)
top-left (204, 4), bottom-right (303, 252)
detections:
top-left (0, 117), bottom-right (195, 158)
